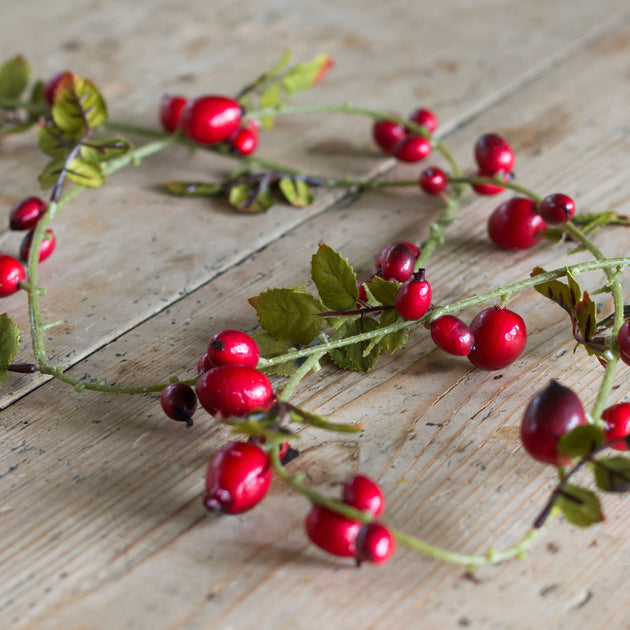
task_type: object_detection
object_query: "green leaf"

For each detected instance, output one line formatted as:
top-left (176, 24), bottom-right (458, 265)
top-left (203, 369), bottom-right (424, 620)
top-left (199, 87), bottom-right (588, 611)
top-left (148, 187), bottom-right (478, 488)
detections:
top-left (328, 318), bottom-right (381, 372)
top-left (229, 183), bottom-right (274, 214)
top-left (253, 287), bottom-right (324, 346)
top-left (38, 124), bottom-right (75, 158)
top-left (531, 266), bottom-right (580, 317)
top-left (0, 313), bottom-right (20, 385)
top-left (555, 484), bottom-right (603, 528)
top-left (278, 177), bottom-right (313, 208)
top-left (377, 308), bottom-right (409, 353)
top-left (52, 74), bottom-right (107, 133)
top-left (558, 424), bottom-right (604, 460)
top-left (268, 49), bottom-right (292, 77)
top-left (310, 244), bottom-right (358, 311)
top-left (593, 456), bottom-right (630, 493)
top-left (163, 181), bottom-right (225, 197)
top-left (80, 136), bottom-right (133, 163)
top-left (65, 158), bottom-right (104, 188)
top-left (259, 82), bottom-right (281, 130)
top-left (0, 55), bottom-right (30, 98)
top-left (281, 54), bottom-right (333, 93)
top-left (39, 159), bottom-right (66, 188)
top-left (365, 276), bottom-right (401, 306)
top-left (251, 332), bottom-right (299, 377)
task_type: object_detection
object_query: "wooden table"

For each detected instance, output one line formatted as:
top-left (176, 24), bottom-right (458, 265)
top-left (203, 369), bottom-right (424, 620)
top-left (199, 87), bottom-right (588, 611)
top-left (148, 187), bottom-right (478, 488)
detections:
top-left (3, 1), bottom-right (630, 628)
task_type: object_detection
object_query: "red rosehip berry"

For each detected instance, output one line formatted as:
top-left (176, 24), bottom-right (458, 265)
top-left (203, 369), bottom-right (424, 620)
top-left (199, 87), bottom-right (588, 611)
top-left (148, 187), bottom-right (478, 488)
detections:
top-left (196, 365), bottom-right (273, 417)
top-left (419, 167), bottom-right (447, 195)
top-left (394, 270), bottom-right (432, 321)
top-left (159, 94), bottom-right (187, 133)
top-left (0, 255), bottom-right (25, 297)
top-left (43, 70), bottom-right (73, 107)
top-left (9, 196), bottom-right (47, 231)
top-left (19, 229), bottom-right (56, 263)
top-left (520, 380), bottom-right (587, 465)
top-left (342, 475), bottom-right (385, 518)
top-left (467, 306), bottom-right (526, 371)
top-left (430, 314), bottom-right (474, 356)
top-left (207, 329), bottom-right (260, 368)
top-left (355, 523), bottom-right (396, 564)
top-left (180, 95), bottom-right (243, 145)
top-left (160, 382), bottom-right (197, 427)
top-left (487, 197), bottom-right (547, 250)
top-left (372, 119), bottom-right (407, 154)
top-left (204, 441), bottom-right (272, 514)
top-left (470, 170), bottom-right (507, 196)
top-left (393, 135), bottom-right (432, 163)
top-left (305, 504), bottom-right (361, 558)
top-left (618, 320), bottom-right (630, 366)
top-left (409, 107), bottom-right (438, 134)
top-left (197, 352), bottom-right (213, 374)
top-left (602, 402), bottom-right (630, 451)
top-left (229, 121), bottom-right (259, 156)
top-left (357, 281), bottom-right (368, 304)
top-left (537, 193), bottom-right (576, 225)
top-left (474, 133), bottom-right (514, 175)
top-left (376, 241), bottom-right (420, 282)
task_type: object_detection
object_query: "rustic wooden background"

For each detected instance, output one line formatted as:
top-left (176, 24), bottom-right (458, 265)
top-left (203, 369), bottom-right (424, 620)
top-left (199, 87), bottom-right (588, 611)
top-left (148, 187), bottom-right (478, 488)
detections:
top-left (3, 1), bottom-right (630, 628)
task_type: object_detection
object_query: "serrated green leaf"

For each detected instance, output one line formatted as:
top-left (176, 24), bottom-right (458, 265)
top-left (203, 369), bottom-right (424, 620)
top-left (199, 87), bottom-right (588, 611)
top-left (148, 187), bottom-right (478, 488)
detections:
top-left (259, 82), bottom-right (281, 130)
top-left (80, 136), bottom-right (132, 163)
top-left (254, 287), bottom-right (324, 346)
top-left (0, 55), bottom-right (30, 99)
top-left (556, 484), bottom-right (603, 527)
top-left (52, 74), bottom-right (107, 133)
top-left (328, 318), bottom-right (381, 372)
top-left (65, 158), bottom-right (104, 188)
top-left (251, 332), bottom-right (299, 377)
top-left (558, 425), bottom-right (604, 459)
top-left (38, 124), bottom-right (75, 158)
top-left (229, 183), bottom-right (274, 214)
top-left (531, 266), bottom-right (580, 317)
top-left (164, 181), bottom-right (225, 197)
top-left (310, 244), bottom-right (358, 311)
top-left (377, 308), bottom-right (409, 353)
top-left (365, 276), bottom-right (401, 306)
top-left (0, 313), bottom-right (20, 385)
top-left (278, 177), bottom-right (313, 208)
top-left (574, 289), bottom-right (598, 344)
top-left (281, 54), bottom-right (333, 93)
top-left (593, 456), bottom-right (630, 493)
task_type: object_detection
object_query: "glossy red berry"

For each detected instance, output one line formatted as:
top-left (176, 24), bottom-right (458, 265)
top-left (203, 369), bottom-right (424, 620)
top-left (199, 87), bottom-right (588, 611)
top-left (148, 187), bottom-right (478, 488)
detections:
top-left (419, 167), bottom-right (447, 195)
top-left (0, 255), bottom-right (25, 297)
top-left (467, 306), bottom-right (526, 370)
top-left (357, 282), bottom-right (368, 304)
top-left (618, 320), bottom-right (630, 366)
top-left (538, 193), bottom-right (575, 225)
top-left (160, 382), bottom-right (197, 427)
top-left (471, 170), bottom-right (507, 196)
top-left (204, 441), bottom-right (272, 514)
top-left (180, 95), bottom-right (243, 145)
top-left (159, 95), bottom-right (187, 133)
top-left (410, 107), bottom-right (438, 134)
top-left (20, 229), bottom-right (56, 262)
top-left (207, 329), bottom-right (260, 368)
top-left (602, 403), bottom-right (630, 451)
top-left (474, 133), bottom-right (514, 175)
top-left (43, 71), bottom-right (72, 106)
top-left (305, 504), bottom-right (361, 558)
top-left (372, 119), bottom-right (407, 154)
top-left (520, 380), bottom-right (587, 465)
top-left (342, 475), bottom-right (385, 517)
top-left (197, 352), bottom-right (212, 374)
top-left (196, 365), bottom-right (273, 417)
top-left (393, 135), bottom-right (432, 163)
top-left (376, 241), bottom-right (419, 282)
top-left (430, 315), bottom-right (474, 356)
top-left (9, 197), bottom-right (47, 231)
top-left (488, 197), bottom-right (547, 250)
top-left (395, 270), bottom-right (432, 321)
top-left (229, 121), bottom-right (259, 156)
top-left (355, 523), bottom-right (396, 564)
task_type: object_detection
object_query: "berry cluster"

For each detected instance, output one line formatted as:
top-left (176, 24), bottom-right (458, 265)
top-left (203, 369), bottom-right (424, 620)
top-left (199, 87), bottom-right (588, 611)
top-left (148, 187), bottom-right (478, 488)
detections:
top-left (373, 108), bottom-right (437, 162)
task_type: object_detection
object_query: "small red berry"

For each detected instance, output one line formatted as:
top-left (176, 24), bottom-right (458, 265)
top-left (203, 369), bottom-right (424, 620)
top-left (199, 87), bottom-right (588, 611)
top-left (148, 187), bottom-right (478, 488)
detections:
top-left (160, 382), bottom-right (197, 427)
top-left (159, 95), bottom-right (187, 133)
top-left (20, 229), bottom-right (56, 263)
top-left (207, 330), bottom-right (260, 368)
top-left (355, 523), bottom-right (396, 564)
top-left (474, 133), bottom-right (514, 175)
top-left (43, 71), bottom-right (73, 107)
top-left (430, 315), bottom-right (474, 356)
top-left (204, 441), bottom-right (272, 514)
top-left (488, 197), bottom-right (547, 250)
top-left (467, 306), bottom-right (526, 371)
top-left (342, 475), bottom-right (385, 518)
top-left (409, 107), bottom-right (438, 134)
top-left (602, 403), bottom-right (630, 451)
top-left (372, 119), bottom-right (407, 154)
top-left (305, 504), bottom-right (361, 558)
top-left (0, 255), bottom-right (25, 297)
top-left (538, 193), bottom-right (576, 225)
top-left (9, 197), bottom-right (47, 231)
top-left (394, 270), bottom-right (432, 321)
top-left (520, 380), bottom-right (587, 465)
top-left (393, 135), bottom-right (432, 163)
top-left (229, 121), bottom-right (259, 156)
top-left (180, 95), bottom-right (243, 145)
top-left (618, 320), bottom-right (630, 366)
top-left (470, 170), bottom-right (507, 196)
top-left (196, 365), bottom-right (273, 417)
top-left (376, 242), bottom-right (419, 282)
top-left (375, 241), bottom-right (419, 269)
top-left (419, 167), bottom-right (448, 196)
top-left (357, 281), bottom-right (368, 304)
top-left (197, 352), bottom-right (213, 374)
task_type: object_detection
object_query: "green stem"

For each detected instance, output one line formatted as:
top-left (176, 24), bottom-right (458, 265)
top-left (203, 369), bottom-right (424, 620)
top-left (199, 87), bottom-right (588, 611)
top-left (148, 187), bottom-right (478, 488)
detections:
top-left (448, 176), bottom-right (543, 202)
top-left (0, 96), bottom-right (48, 115)
top-left (278, 350), bottom-right (327, 402)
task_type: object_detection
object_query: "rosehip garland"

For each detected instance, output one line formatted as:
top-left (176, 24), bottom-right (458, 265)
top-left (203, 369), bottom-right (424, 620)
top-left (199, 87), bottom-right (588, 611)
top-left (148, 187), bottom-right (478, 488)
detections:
top-left (2, 51), bottom-right (630, 569)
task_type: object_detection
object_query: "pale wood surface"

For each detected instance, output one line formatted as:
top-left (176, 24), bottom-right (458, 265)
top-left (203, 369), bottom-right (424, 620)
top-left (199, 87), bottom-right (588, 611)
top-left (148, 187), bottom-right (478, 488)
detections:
top-left (2, 2), bottom-right (630, 629)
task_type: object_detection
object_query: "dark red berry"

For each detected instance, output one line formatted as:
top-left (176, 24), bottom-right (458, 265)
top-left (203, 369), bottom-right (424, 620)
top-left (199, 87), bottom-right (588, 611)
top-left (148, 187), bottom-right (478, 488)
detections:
top-left (180, 95), bottom-right (243, 145)
top-left (409, 107), bottom-right (437, 134)
top-left (355, 523), bottom-right (396, 564)
top-left (160, 382), bottom-right (197, 427)
top-left (467, 306), bottom-right (526, 371)
top-left (419, 167), bottom-right (447, 195)
top-left (488, 197), bottom-right (547, 250)
top-left (197, 352), bottom-right (212, 374)
top-left (372, 119), bottom-right (407, 154)
top-left (430, 315), bottom-right (474, 356)
top-left (357, 282), bottom-right (368, 304)
top-left (43, 71), bottom-right (72, 107)
top-left (159, 95), bottom-right (187, 133)
top-left (395, 270), bottom-right (432, 321)
top-left (342, 475), bottom-right (385, 517)
top-left (538, 193), bottom-right (576, 225)
top-left (393, 135), bottom-right (432, 163)
top-left (204, 441), bottom-right (272, 514)
top-left (207, 329), bottom-right (259, 368)
top-left (618, 320), bottom-right (630, 366)
top-left (196, 365), bottom-right (273, 417)
top-left (305, 504), bottom-right (361, 558)
top-left (20, 229), bottom-right (56, 263)
top-left (520, 380), bottom-right (587, 465)
top-left (471, 170), bottom-right (507, 196)
top-left (375, 241), bottom-right (419, 269)
top-left (474, 133), bottom-right (514, 175)
top-left (0, 255), bottom-right (25, 297)
top-left (377, 242), bottom-right (419, 282)
top-left (602, 403), bottom-right (630, 451)
top-left (9, 197), bottom-right (47, 231)
top-left (229, 121), bottom-right (259, 156)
